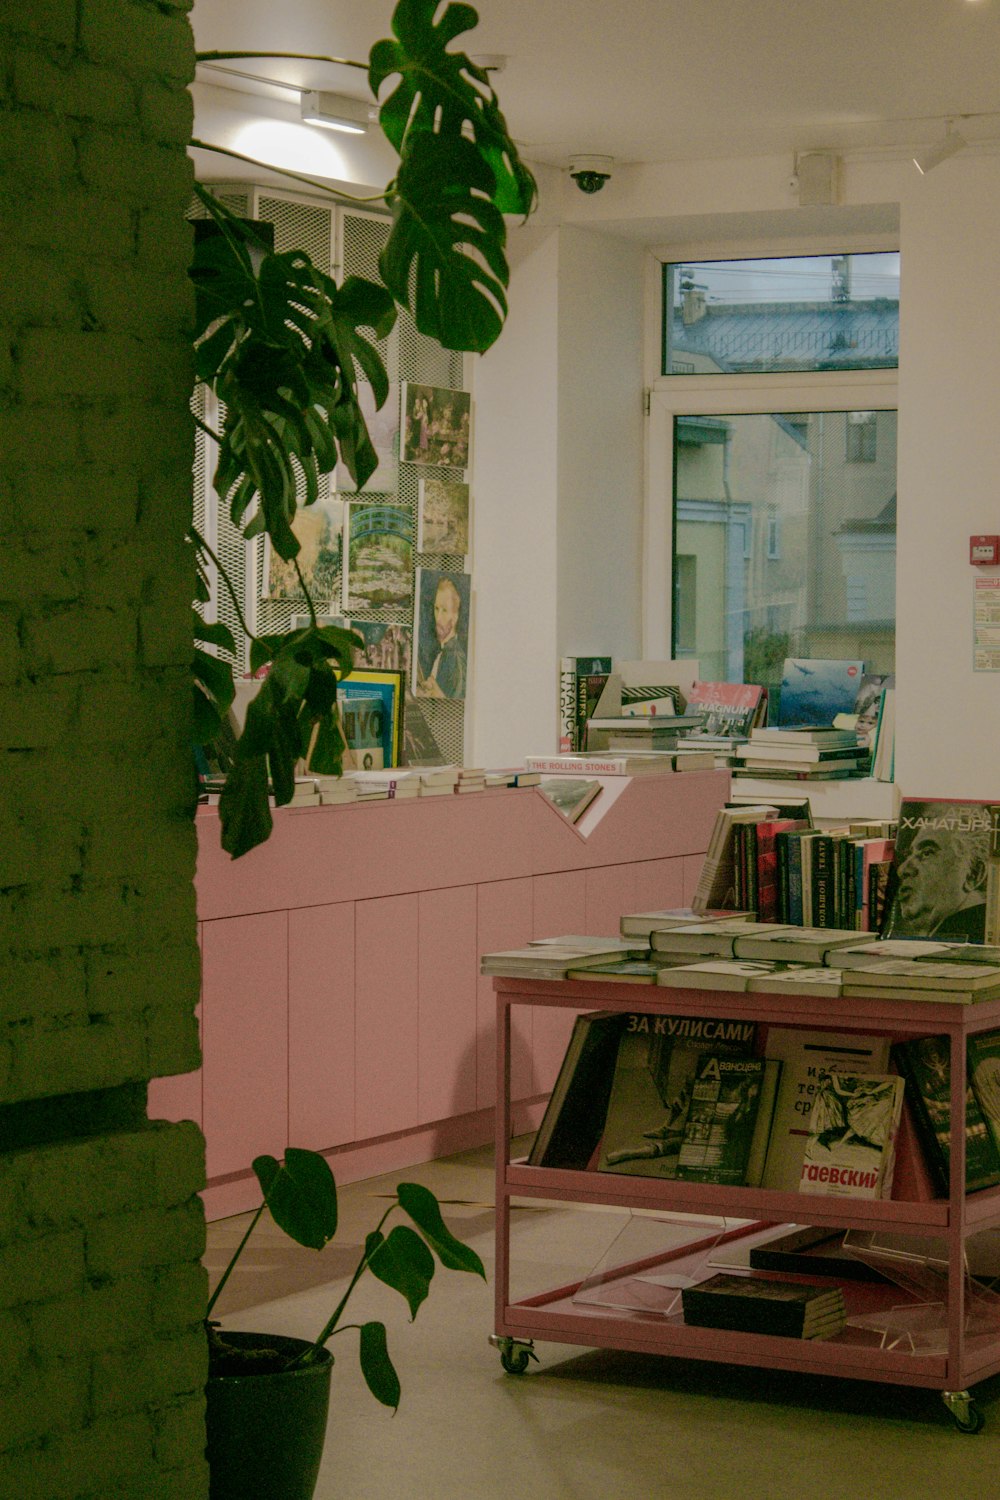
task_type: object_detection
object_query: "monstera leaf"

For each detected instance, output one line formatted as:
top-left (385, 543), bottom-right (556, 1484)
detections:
top-left (370, 0), bottom-right (535, 217)
top-left (370, 0), bottom-right (536, 350)
top-left (381, 132), bottom-right (509, 351)
top-left (218, 623), bottom-right (359, 858)
top-left (191, 189), bottom-right (397, 555)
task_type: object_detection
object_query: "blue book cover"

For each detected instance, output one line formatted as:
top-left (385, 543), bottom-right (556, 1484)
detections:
top-left (776, 658), bottom-right (866, 726)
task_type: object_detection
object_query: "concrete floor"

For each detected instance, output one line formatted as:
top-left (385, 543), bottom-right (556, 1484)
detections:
top-left (205, 1139), bottom-right (1000, 1500)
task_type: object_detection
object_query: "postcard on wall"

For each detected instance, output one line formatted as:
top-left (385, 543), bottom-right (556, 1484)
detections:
top-left (347, 620), bottom-right (412, 680)
top-left (335, 381), bottom-right (400, 494)
top-left (417, 474), bottom-right (470, 556)
top-left (341, 502), bottom-right (413, 613)
top-left (412, 566), bottom-right (471, 701)
top-left (291, 614), bottom-right (345, 632)
top-left (263, 493), bottom-right (343, 607)
top-left (401, 382), bottom-right (472, 470)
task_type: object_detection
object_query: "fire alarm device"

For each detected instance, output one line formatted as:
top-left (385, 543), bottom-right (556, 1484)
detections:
top-left (970, 535), bottom-right (1000, 566)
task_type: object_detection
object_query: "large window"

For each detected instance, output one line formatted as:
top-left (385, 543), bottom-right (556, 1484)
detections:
top-left (663, 253), bottom-right (899, 376)
top-left (646, 250), bottom-right (899, 695)
top-left (672, 409), bottom-right (897, 690)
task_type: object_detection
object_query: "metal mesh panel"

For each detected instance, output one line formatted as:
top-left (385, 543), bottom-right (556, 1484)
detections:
top-left (192, 185), bottom-right (471, 760)
top-left (188, 188), bottom-right (250, 218)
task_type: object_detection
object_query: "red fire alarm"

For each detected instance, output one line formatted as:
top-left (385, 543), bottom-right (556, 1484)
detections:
top-left (970, 535), bottom-right (1000, 565)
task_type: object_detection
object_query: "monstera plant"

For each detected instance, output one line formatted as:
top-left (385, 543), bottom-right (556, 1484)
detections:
top-left (190, 0), bottom-right (536, 858)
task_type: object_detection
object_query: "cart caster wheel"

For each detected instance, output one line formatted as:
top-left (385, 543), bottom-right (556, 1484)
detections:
top-left (943, 1391), bottom-right (984, 1433)
top-left (488, 1334), bottom-right (537, 1375)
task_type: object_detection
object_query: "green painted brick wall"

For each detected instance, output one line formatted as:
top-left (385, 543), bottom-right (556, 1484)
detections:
top-left (1, 0), bottom-right (209, 1494)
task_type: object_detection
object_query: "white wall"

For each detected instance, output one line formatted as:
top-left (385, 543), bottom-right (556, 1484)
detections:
top-left (469, 227), bottom-right (561, 765)
top-left (895, 154), bottom-right (1000, 797)
top-left (556, 226), bottom-right (645, 663)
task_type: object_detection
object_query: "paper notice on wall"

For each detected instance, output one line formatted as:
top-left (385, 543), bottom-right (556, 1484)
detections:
top-left (973, 577), bottom-right (1000, 671)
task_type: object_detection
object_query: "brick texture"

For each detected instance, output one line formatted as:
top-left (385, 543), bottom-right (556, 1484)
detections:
top-left (1, 0), bottom-right (209, 1493)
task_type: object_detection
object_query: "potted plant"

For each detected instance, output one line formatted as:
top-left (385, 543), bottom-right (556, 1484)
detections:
top-left (189, 0), bottom-right (537, 858)
top-left (204, 1147), bottom-right (486, 1500)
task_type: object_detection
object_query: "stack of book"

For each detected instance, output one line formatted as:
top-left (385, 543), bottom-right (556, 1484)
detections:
top-left (680, 1275), bottom-right (848, 1340)
top-left (588, 712), bottom-right (706, 753)
top-left (316, 776), bottom-right (359, 806)
top-left (455, 767), bottom-right (486, 793)
top-left (480, 936), bottom-right (650, 980)
top-left (346, 770), bottom-right (421, 799)
top-left (525, 753), bottom-right (678, 778)
top-left (733, 726), bottom-right (865, 781)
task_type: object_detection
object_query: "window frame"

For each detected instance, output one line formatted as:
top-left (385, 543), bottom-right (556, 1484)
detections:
top-left (643, 366), bottom-right (899, 656)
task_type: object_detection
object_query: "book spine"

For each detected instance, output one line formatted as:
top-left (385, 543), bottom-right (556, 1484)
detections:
top-left (785, 832), bottom-right (804, 926)
top-left (775, 831), bottom-right (791, 924)
top-left (558, 658), bottom-right (576, 753)
top-left (812, 835), bottom-right (834, 929)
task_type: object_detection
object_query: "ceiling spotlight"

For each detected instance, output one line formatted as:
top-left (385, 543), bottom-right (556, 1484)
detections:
top-left (300, 91), bottom-right (370, 134)
top-left (913, 121), bottom-right (967, 175)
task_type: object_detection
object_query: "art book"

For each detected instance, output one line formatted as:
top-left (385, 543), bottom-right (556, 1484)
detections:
top-left (416, 474), bottom-right (470, 555)
top-left (348, 620), bottom-right (412, 679)
top-left (685, 681), bottom-right (765, 738)
top-left (263, 492), bottom-right (343, 607)
top-left (527, 1011), bottom-right (626, 1169)
top-left (759, 1029), bottom-right (891, 1191)
top-left (597, 1012), bottom-right (757, 1181)
top-left (774, 658), bottom-right (866, 727)
top-left (881, 798), bottom-right (1000, 944)
top-left (799, 1071), bottom-right (905, 1199)
top-left (341, 502), bottom-right (413, 612)
top-left (412, 567), bottom-right (471, 701)
top-left (334, 380), bottom-right (399, 494)
top-left (401, 382), bottom-right (471, 469)
top-left (680, 1274), bottom-right (847, 1339)
top-left (558, 656), bottom-right (613, 754)
top-left (675, 1054), bottom-right (779, 1186)
top-left (893, 1035), bottom-right (1000, 1194)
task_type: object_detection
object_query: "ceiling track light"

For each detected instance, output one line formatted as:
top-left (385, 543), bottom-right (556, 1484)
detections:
top-left (913, 121), bottom-right (967, 175)
top-left (300, 91), bottom-right (371, 134)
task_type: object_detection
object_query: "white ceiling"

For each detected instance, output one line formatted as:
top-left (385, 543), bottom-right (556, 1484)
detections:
top-left (191, 0), bottom-right (1000, 172)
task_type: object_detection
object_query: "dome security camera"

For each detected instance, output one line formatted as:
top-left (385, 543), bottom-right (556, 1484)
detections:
top-left (569, 154), bottom-right (614, 193)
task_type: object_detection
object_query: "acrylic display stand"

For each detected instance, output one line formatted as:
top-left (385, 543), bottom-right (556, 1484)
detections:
top-left (490, 974), bottom-right (1000, 1431)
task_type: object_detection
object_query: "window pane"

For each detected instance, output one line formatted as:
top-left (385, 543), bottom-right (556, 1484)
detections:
top-left (663, 254), bottom-right (899, 376)
top-left (672, 411), bottom-right (896, 697)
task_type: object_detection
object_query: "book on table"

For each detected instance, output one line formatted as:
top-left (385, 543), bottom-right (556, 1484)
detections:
top-left (650, 920), bottom-right (797, 960)
top-left (798, 1071), bottom-right (905, 1200)
top-left (891, 1035), bottom-right (1000, 1195)
top-left (480, 943), bottom-right (648, 977)
top-left (880, 798), bottom-right (1000, 944)
top-left (597, 1012), bottom-right (757, 1181)
top-left (656, 958), bottom-right (807, 993)
top-left (839, 959), bottom-right (1000, 1001)
top-left (774, 657), bottom-right (867, 728)
top-left (526, 1011), bottom-right (626, 1169)
top-left (680, 1274), bottom-right (847, 1339)
top-left (619, 907), bottom-right (755, 938)
top-left (565, 958), bottom-right (669, 984)
top-left (558, 655), bottom-right (613, 753)
top-left (759, 1029), bottom-right (892, 1192)
top-left (690, 804), bottom-right (782, 913)
top-left (730, 925), bottom-right (873, 964)
top-left (683, 680), bottom-right (766, 739)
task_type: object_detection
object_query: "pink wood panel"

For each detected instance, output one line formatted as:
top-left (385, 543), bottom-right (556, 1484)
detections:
top-left (476, 878), bottom-right (534, 1108)
top-left (201, 911), bottom-right (288, 1179)
top-left (195, 773), bottom-right (731, 919)
top-left (287, 903), bottom-right (356, 1151)
top-left (148, 922), bottom-right (203, 1128)
top-left (584, 863), bottom-right (638, 935)
top-left (417, 885), bottom-right (479, 1124)
top-left (531, 872), bottom-right (587, 1094)
top-left (631, 857), bottom-right (686, 914)
top-left (196, 786), bottom-right (586, 920)
top-left (354, 894), bottom-right (420, 1140)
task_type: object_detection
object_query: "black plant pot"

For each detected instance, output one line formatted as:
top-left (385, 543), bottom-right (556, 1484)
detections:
top-left (206, 1331), bottom-right (333, 1500)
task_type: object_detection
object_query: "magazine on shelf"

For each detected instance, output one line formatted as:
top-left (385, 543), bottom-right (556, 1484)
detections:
top-left (798, 1071), bottom-right (905, 1200)
top-left (597, 1013), bottom-right (757, 1181)
top-left (892, 1035), bottom-right (1000, 1195)
top-left (526, 1011), bottom-right (626, 1169)
top-left (684, 681), bottom-right (766, 738)
top-left (759, 1029), bottom-right (892, 1192)
top-left (675, 1054), bottom-right (780, 1186)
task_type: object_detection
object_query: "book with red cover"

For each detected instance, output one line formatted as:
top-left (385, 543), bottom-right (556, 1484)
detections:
top-left (755, 819), bottom-right (807, 923)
